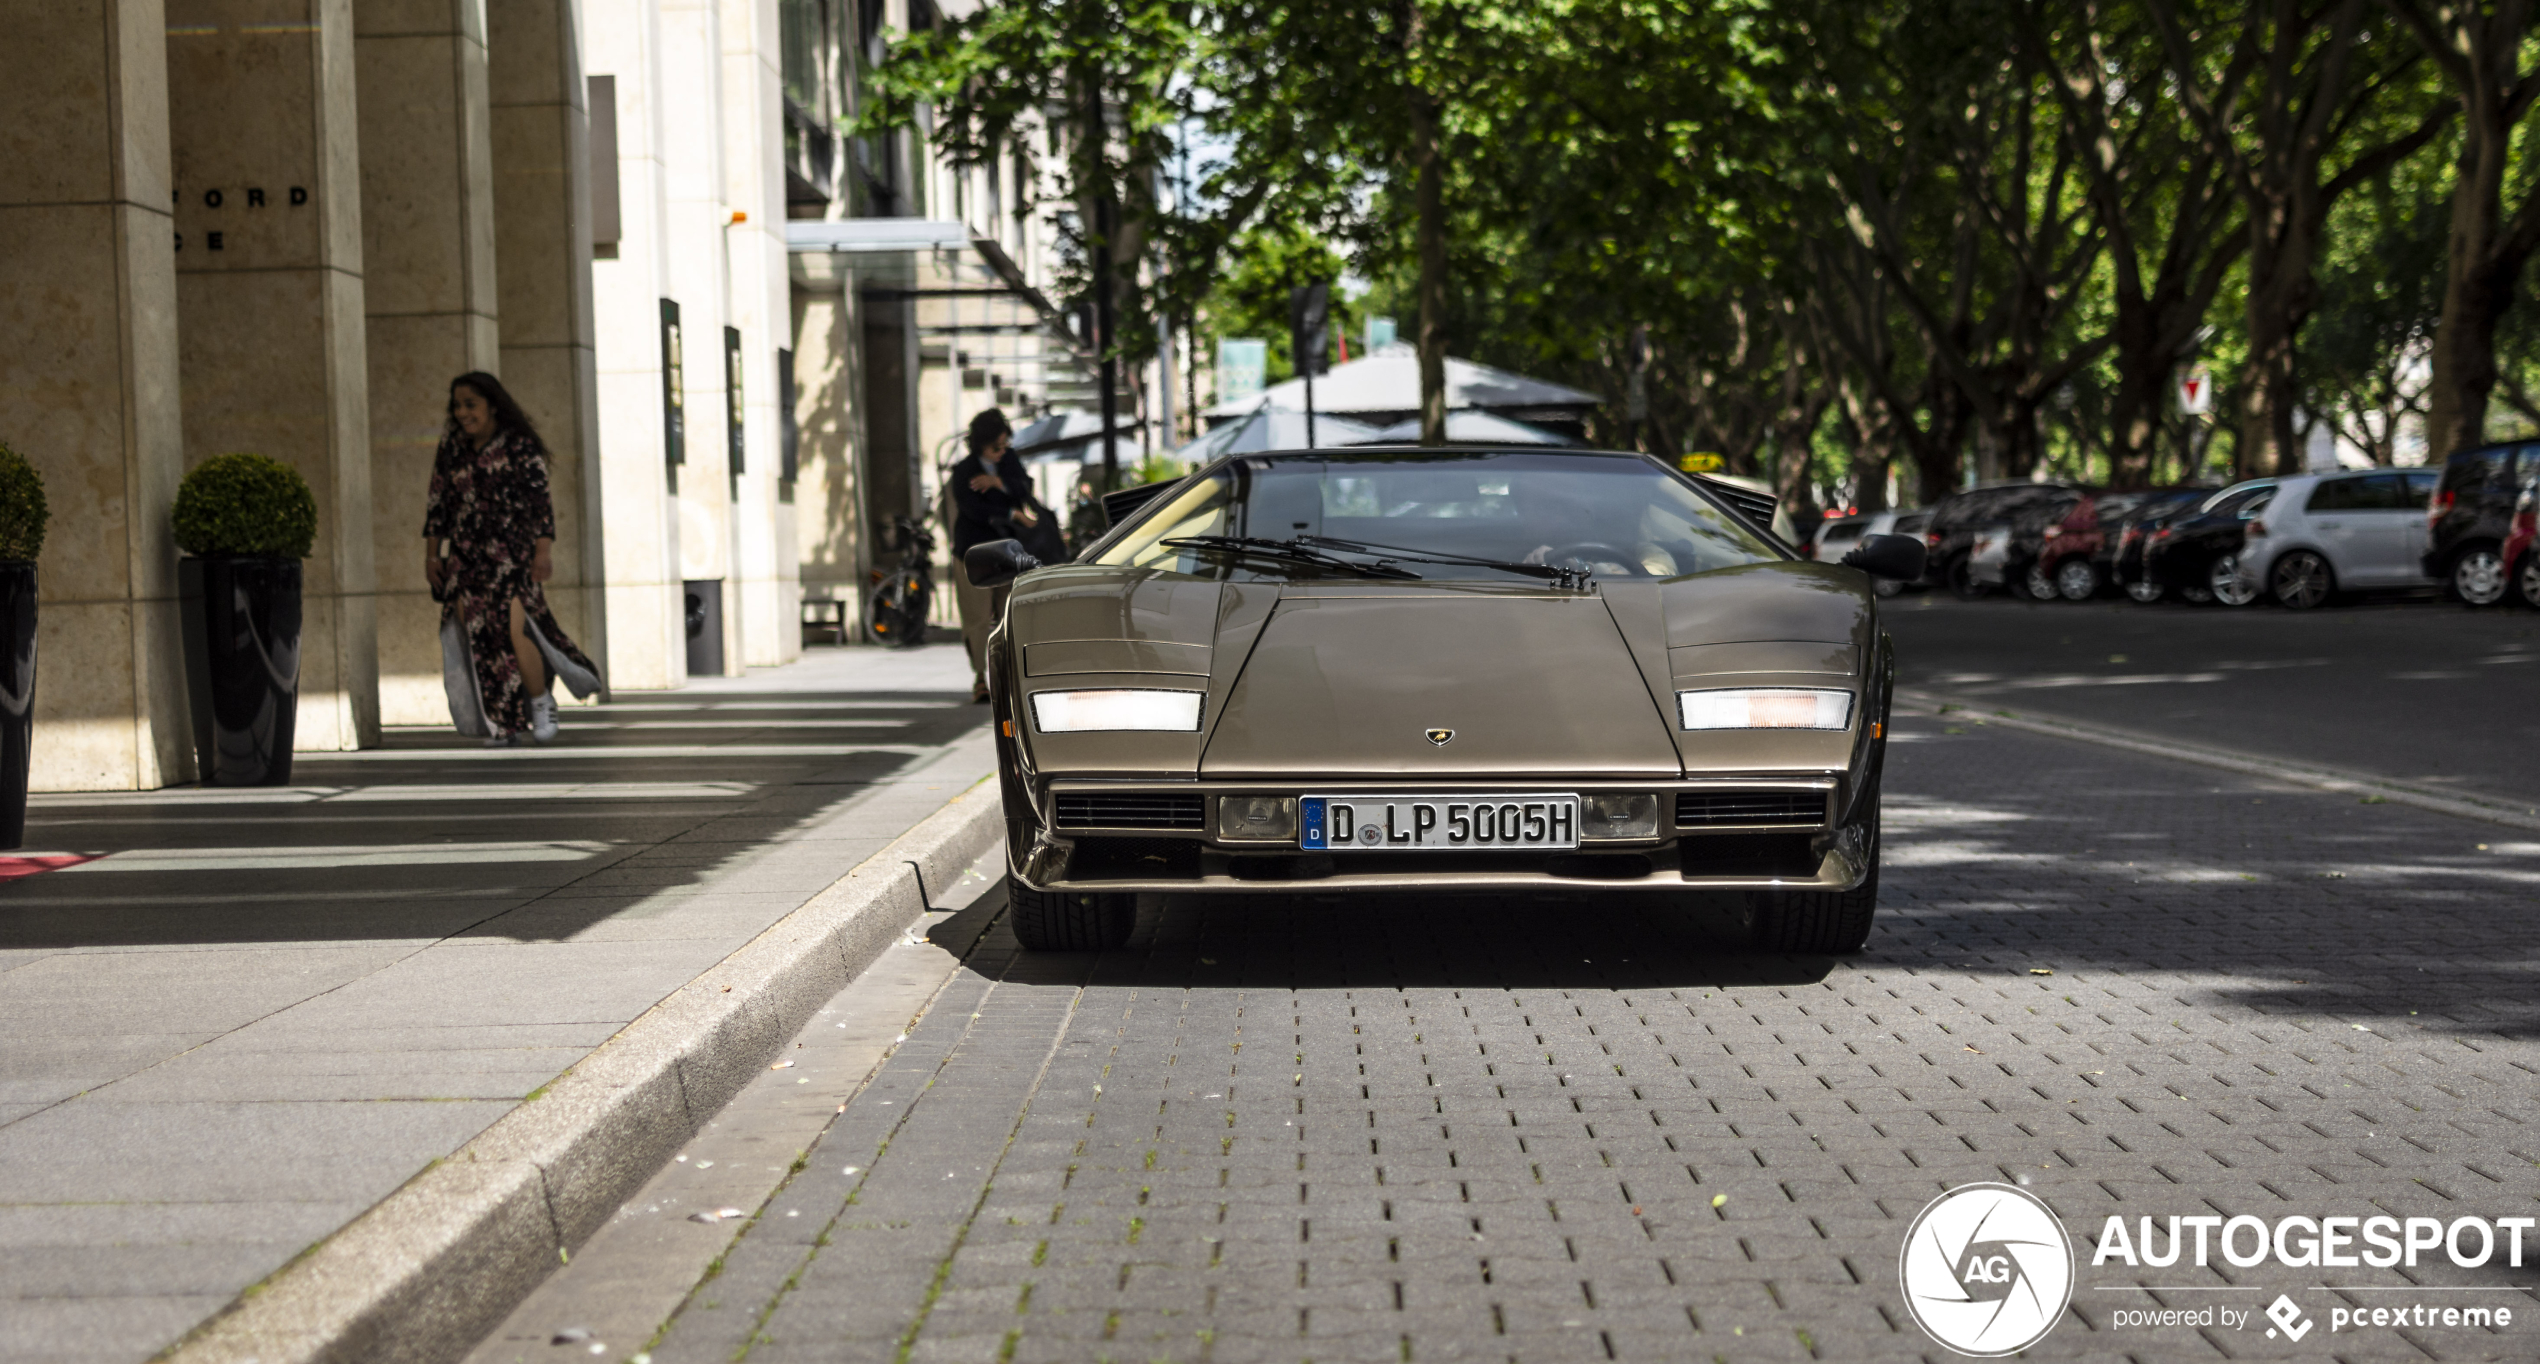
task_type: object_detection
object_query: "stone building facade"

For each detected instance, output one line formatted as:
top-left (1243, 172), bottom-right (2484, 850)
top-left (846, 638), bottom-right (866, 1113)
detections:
top-left (0, 0), bottom-right (1103, 790)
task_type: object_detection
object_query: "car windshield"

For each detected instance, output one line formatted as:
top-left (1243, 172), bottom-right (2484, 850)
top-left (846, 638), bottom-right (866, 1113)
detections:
top-left (1094, 451), bottom-right (1781, 580)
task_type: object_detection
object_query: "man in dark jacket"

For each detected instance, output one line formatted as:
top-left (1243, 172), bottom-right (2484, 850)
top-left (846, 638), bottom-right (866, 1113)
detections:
top-left (948, 409), bottom-right (1039, 701)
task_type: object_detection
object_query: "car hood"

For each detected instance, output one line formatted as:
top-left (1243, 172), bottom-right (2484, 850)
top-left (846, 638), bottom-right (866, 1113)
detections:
top-left (1202, 585), bottom-right (1677, 777)
top-left (1004, 561), bottom-right (1871, 779)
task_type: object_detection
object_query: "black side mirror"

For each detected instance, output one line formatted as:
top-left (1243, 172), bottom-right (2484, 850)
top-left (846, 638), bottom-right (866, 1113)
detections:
top-left (1843, 533), bottom-right (1927, 581)
top-left (964, 538), bottom-right (1041, 588)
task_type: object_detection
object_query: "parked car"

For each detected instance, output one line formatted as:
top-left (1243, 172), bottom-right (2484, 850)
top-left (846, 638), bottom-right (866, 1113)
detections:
top-left (2142, 480), bottom-right (2277, 605)
top-left (2107, 488), bottom-right (2219, 603)
top-left (1925, 482), bottom-right (2087, 599)
top-left (2023, 487), bottom-right (2211, 600)
top-left (2424, 441), bottom-right (2540, 605)
top-left (1814, 508), bottom-right (1933, 597)
top-left (2231, 468), bottom-right (2440, 609)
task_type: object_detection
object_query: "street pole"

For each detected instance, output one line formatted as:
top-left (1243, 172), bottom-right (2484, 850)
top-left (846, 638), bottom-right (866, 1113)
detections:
top-left (1303, 346), bottom-right (1317, 451)
top-left (1086, 70), bottom-right (1118, 493)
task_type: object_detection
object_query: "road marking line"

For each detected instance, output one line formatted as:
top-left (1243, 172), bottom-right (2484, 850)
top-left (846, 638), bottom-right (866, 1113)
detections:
top-left (1899, 687), bottom-right (2540, 834)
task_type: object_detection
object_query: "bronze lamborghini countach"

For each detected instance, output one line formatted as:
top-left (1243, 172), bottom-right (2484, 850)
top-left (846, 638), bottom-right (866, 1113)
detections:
top-left (961, 447), bottom-right (1924, 954)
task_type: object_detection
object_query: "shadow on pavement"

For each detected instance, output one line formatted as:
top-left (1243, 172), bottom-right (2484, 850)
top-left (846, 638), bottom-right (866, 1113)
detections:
top-left (931, 885), bottom-right (1844, 990)
top-left (0, 684), bottom-right (982, 950)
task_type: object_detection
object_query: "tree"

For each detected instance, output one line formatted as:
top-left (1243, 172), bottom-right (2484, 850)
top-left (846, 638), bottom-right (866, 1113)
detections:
top-left (2381, 1), bottom-right (2540, 457)
top-left (2147, 0), bottom-right (2450, 476)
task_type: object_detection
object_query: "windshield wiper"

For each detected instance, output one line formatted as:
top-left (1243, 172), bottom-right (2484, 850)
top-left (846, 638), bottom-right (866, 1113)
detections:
top-left (1159, 535), bottom-right (1423, 580)
top-left (1295, 534), bottom-right (1594, 591)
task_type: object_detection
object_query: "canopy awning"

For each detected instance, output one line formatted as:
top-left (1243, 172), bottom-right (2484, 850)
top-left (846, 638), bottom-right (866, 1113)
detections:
top-left (1354, 410), bottom-right (1580, 446)
top-left (1169, 408), bottom-right (1387, 461)
top-left (1203, 350), bottom-right (1599, 433)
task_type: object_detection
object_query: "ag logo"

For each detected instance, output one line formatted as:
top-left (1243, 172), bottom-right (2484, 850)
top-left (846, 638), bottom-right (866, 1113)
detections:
top-left (1899, 1182), bottom-right (2074, 1356)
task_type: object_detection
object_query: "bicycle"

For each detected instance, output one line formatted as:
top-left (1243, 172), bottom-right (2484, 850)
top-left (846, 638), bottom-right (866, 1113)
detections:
top-left (865, 514), bottom-right (937, 648)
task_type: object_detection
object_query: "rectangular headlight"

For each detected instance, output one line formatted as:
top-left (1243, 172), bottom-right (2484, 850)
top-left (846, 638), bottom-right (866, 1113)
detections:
top-left (1217, 795), bottom-right (1298, 840)
top-left (1581, 792), bottom-right (1660, 839)
top-left (1677, 688), bottom-right (1854, 731)
top-left (1029, 688), bottom-right (1204, 733)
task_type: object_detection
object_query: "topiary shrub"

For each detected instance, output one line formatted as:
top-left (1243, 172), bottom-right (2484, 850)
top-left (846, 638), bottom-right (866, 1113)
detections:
top-left (174, 453), bottom-right (317, 558)
top-left (0, 443), bottom-right (48, 563)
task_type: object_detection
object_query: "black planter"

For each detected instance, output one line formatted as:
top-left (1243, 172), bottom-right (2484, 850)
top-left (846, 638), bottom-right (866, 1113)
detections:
top-left (179, 556), bottom-right (303, 786)
top-left (0, 562), bottom-right (35, 848)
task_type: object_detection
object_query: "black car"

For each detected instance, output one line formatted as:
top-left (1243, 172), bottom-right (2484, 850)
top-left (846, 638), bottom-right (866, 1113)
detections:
top-left (2424, 440), bottom-right (2540, 605)
top-left (2107, 488), bottom-right (2218, 603)
top-left (2142, 480), bottom-right (2275, 605)
top-left (1924, 482), bottom-right (2088, 599)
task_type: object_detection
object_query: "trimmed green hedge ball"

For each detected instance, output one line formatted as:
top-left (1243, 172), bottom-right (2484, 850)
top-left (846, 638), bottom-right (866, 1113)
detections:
top-left (174, 453), bottom-right (317, 559)
top-left (0, 443), bottom-right (47, 564)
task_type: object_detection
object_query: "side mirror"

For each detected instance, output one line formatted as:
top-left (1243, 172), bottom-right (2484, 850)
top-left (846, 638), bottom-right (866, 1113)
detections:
top-left (1843, 533), bottom-right (1927, 582)
top-left (964, 538), bottom-right (1041, 588)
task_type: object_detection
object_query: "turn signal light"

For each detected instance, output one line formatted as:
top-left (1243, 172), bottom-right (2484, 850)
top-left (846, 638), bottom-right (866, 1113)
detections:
top-left (2429, 489), bottom-right (2455, 528)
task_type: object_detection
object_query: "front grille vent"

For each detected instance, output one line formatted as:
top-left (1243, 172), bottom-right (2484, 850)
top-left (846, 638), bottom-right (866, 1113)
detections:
top-left (1676, 790), bottom-right (1826, 828)
top-left (1054, 792), bottom-right (1204, 830)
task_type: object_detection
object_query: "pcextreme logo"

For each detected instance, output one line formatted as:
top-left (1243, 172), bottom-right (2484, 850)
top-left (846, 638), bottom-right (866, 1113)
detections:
top-left (1899, 1183), bottom-right (2077, 1356)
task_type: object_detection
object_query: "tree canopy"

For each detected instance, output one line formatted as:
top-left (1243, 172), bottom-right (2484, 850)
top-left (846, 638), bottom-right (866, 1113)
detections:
top-left (861, 0), bottom-right (2540, 511)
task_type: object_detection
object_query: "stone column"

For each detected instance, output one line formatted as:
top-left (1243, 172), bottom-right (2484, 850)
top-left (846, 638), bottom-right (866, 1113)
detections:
top-left (489, 0), bottom-right (606, 685)
top-left (721, 0), bottom-right (796, 668)
top-left (0, 0), bottom-right (192, 790)
top-left (586, 0), bottom-right (687, 690)
top-left (661, 0), bottom-right (739, 677)
top-left (167, 0), bottom-right (380, 751)
top-left (355, 0), bottom-right (500, 725)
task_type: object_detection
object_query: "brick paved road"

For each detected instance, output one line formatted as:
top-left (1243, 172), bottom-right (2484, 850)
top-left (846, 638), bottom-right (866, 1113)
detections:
top-left (633, 713), bottom-right (2540, 1363)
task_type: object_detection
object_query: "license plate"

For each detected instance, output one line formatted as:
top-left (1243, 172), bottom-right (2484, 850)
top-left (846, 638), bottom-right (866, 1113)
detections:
top-left (1300, 795), bottom-right (1579, 851)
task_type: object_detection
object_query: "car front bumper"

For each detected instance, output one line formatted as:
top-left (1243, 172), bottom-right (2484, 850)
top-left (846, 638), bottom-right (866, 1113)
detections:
top-left (1006, 778), bottom-right (1876, 896)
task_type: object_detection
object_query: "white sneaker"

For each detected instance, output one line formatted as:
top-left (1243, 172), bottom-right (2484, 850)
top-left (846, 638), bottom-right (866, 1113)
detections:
top-left (528, 695), bottom-right (558, 744)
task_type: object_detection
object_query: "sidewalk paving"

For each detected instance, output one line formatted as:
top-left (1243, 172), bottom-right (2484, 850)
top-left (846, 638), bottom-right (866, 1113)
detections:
top-left (0, 643), bottom-right (993, 1364)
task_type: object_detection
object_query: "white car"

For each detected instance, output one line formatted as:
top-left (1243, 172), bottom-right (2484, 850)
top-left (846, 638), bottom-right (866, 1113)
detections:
top-left (2232, 468), bottom-right (2441, 608)
top-left (1810, 508), bottom-right (1928, 596)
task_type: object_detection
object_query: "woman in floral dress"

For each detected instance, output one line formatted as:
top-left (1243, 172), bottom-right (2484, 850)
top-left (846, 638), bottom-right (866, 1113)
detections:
top-left (424, 372), bottom-right (601, 743)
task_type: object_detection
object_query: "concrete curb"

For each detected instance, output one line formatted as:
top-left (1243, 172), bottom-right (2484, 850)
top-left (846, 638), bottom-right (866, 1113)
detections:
top-left (161, 779), bottom-right (1007, 1364)
top-left (1898, 687), bottom-right (2540, 834)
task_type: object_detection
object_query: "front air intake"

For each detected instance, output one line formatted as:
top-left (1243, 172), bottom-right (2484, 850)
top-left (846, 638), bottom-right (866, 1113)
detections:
top-left (1676, 790), bottom-right (1827, 828)
top-left (1054, 792), bottom-right (1205, 830)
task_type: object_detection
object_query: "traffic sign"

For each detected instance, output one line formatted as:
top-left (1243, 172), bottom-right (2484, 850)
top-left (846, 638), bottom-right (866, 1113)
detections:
top-left (2179, 369), bottom-right (2214, 415)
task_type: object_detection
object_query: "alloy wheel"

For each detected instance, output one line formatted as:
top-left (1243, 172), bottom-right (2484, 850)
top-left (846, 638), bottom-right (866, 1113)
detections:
top-left (2055, 559), bottom-right (2100, 601)
top-left (2209, 554), bottom-right (2259, 607)
top-left (2022, 563), bottom-right (2056, 600)
top-left (2270, 551), bottom-right (2334, 610)
top-left (2124, 579), bottom-right (2164, 604)
top-left (2520, 554), bottom-right (2540, 608)
top-left (2453, 547), bottom-right (2508, 606)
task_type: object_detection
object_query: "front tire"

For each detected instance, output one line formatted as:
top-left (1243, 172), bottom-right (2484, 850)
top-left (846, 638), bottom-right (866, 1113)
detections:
top-left (2452, 545), bottom-right (2508, 606)
top-left (2124, 579), bottom-right (2164, 604)
top-left (2209, 554), bottom-right (2259, 607)
top-left (2055, 557), bottom-right (2101, 600)
top-left (2269, 550), bottom-right (2335, 610)
top-left (1748, 812), bottom-right (1879, 954)
top-left (1006, 873), bottom-right (1135, 951)
top-left (2517, 553), bottom-right (2540, 608)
